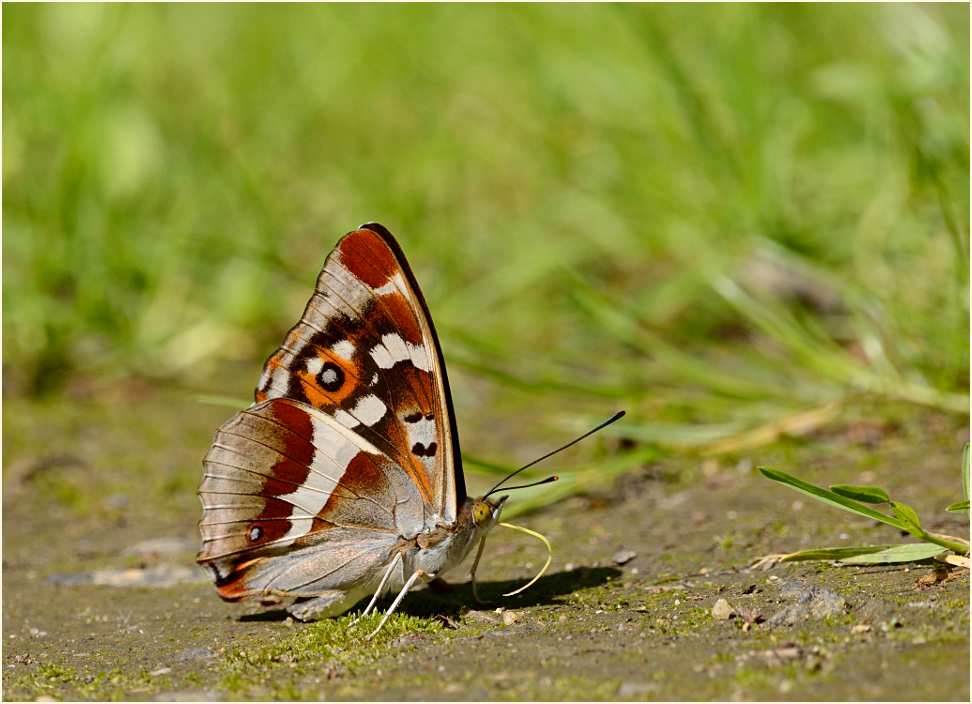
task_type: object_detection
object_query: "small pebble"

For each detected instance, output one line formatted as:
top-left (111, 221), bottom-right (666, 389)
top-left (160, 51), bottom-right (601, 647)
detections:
top-left (465, 610), bottom-right (500, 625)
top-left (767, 586), bottom-right (848, 627)
top-left (612, 550), bottom-right (637, 566)
top-left (712, 598), bottom-right (733, 620)
top-left (502, 612), bottom-right (519, 626)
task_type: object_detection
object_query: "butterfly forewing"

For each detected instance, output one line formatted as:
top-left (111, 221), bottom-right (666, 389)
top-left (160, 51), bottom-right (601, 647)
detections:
top-left (253, 225), bottom-right (461, 522)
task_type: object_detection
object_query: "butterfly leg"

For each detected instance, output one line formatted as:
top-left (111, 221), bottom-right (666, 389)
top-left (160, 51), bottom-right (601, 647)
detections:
top-left (349, 551), bottom-right (403, 627)
top-left (364, 569), bottom-right (425, 641)
top-left (468, 535), bottom-right (489, 605)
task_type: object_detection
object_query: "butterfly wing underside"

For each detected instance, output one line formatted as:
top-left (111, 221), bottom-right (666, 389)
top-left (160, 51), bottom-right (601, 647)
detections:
top-left (197, 224), bottom-right (465, 600)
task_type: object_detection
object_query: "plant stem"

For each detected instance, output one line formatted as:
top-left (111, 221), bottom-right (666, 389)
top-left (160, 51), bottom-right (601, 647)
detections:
top-left (917, 531), bottom-right (970, 556)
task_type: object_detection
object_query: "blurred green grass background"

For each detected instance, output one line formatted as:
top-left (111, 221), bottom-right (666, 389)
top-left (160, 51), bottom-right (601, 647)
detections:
top-left (4, 4), bottom-right (969, 500)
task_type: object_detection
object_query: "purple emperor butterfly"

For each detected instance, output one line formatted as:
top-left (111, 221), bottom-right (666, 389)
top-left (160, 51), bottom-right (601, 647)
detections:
top-left (197, 223), bottom-right (622, 637)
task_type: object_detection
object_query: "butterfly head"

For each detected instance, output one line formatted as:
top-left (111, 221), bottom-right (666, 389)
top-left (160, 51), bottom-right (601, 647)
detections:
top-left (472, 494), bottom-right (507, 531)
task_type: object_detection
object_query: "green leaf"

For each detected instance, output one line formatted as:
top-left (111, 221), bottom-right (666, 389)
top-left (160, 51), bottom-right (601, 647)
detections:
top-left (830, 485), bottom-right (891, 504)
top-left (758, 467), bottom-right (905, 529)
top-left (779, 545), bottom-right (900, 562)
top-left (946, 500), bottom-right (970, 513)
top-left (890, 501), bottom-right (922, 535)
top-left (838, 543), bottom-right (947, 564)
top-left (963, 443), bottom-right (970, 503)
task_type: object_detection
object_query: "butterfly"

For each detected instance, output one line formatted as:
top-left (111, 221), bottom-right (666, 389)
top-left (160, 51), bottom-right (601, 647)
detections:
top-left (197, 223), bottom-right (621, 638)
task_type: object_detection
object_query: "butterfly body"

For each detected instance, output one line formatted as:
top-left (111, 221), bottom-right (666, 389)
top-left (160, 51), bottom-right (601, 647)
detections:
top-left (197, 223), bottom-right (505, 624)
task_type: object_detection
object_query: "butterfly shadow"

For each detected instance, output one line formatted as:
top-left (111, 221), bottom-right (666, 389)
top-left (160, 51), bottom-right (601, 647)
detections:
top-left (402, 566), bottom-right (623, 617)
top-left (237, 566), bottom-right (622, 622)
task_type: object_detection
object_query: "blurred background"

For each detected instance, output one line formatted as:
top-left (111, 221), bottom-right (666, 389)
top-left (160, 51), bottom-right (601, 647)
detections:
top-left (3, 4), bottom-right (969, 507)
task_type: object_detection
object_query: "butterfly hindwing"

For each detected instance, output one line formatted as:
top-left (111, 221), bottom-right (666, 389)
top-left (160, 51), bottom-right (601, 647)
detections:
top-left (197, 398), bottom-right (426, 599)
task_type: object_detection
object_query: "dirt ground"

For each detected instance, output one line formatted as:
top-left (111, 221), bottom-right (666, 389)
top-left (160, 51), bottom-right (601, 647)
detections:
top-left (2, 380), bottom-right (969, 701)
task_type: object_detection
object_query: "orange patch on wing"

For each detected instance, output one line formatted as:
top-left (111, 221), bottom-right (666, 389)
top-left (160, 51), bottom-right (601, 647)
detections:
top-left (294, 348), bottom-right (360, 408)
top-left (298, 371), bottom-right (351, 408)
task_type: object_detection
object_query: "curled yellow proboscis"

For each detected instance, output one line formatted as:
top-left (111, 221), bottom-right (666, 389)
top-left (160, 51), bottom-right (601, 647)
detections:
top-left (498, 522), bottom-right (553, 597)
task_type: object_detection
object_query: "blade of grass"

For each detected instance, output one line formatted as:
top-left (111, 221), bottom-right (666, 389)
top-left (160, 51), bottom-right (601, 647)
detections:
top-left (461, 455), bottom-right (522, 477)
top-left (830, 485), bottom-right (891, 504)
top-left (963, 443), bottom-right (970, 503)
top-left (758, 467), bottom-right (906, 529)
top-left (711, 275), bottom-right (868, 385)
top-left (760, 467), bottom-right (969, 556)
top-left (890, 501), bottom-right (923, 533)
top-left (712, 274), bottom-right (970, 413)
top-left (499, 446), bottom-right (660, 519)
top-left (779, 545), bottom-right (913, 562)
top-left (568, 280), bottom-right (786, 401)
top-left (889, 502), bottom-right (970, 555)
top-left (837, 543), bottom-right (948, 564)
top-left (701, 402), bottom-right (842, 455)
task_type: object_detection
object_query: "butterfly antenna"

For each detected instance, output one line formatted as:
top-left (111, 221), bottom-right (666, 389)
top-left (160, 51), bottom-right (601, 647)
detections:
top-left (485, 411), bottom-right (625, 497)
top-left (495, 475), bottom-right (559, 493)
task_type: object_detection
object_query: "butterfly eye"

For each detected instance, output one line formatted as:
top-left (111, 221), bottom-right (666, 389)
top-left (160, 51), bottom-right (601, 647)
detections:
top-left (248, 525), bottom-right (263, 542)
top-left (472, 501), bottom-right (493, 528)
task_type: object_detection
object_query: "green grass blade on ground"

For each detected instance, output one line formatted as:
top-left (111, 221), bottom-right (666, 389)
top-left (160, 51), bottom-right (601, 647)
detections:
top-left (837, 544), bottom-right (949, 564)
top-left (946, 444), bottom-right (971, 512)
top-left (758, 467), bottom-right (906, 529)
top-left (779, 544), bottom-right (946, 563)
top-left (761, 466), bottom-right (971, 556)
top-left (963, 443), bottom-right (970, 502)
top-left (830, 485), bottom-right (891, 504)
